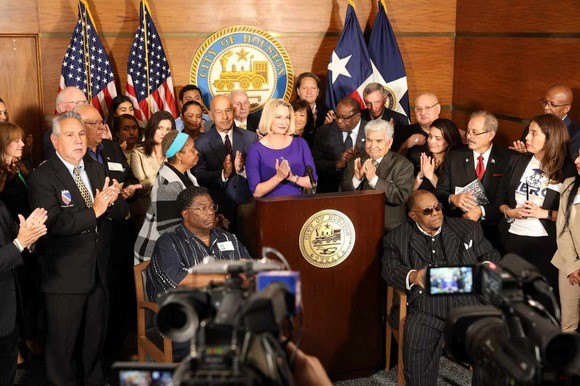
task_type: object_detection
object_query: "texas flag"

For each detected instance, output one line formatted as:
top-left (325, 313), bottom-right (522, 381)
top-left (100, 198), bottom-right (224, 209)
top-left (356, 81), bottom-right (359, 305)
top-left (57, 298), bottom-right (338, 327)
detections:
top-left (325, 0), bottom-right (374, 110)
top-left (368, 0), bottom-right (411, 118)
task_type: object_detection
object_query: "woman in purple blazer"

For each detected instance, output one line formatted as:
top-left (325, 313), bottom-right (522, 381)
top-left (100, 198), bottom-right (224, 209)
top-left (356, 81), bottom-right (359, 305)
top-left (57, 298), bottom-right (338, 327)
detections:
top-left (246, 99), bottom-right (317, 197)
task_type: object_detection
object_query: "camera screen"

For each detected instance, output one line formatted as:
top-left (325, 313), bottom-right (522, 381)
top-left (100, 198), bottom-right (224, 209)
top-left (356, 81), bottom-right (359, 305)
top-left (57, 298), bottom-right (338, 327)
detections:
top-left (116, 369), bottom-right (175, 386)
top-left (427, 266), bottom-right (474, 295)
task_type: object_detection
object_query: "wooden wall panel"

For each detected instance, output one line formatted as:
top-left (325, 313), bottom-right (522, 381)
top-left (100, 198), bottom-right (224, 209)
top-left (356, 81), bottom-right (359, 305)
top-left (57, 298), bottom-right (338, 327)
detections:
top-left (456, 0), bottom-right (580, 33)
top-left (0, 1), bottom-right (39, 34)
top-left (34, 0), bottom-right (457, 121)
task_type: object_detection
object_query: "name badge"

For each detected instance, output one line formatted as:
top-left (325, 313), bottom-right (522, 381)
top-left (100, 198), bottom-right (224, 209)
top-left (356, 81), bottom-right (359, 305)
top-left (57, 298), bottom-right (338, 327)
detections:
top-left (107, 162), bottom-right (124, 172)
top-left (217, 241), bottom-right (234, 251)
top-left (574, 193), bottom-right (580, 205)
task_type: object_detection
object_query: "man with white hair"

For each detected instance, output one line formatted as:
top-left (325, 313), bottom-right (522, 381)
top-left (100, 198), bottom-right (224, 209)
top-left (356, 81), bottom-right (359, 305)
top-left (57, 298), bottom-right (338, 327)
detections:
top-left (340, 118), bottom-right (414, 231)
top-left (229, 90), bottom-right (260, 132)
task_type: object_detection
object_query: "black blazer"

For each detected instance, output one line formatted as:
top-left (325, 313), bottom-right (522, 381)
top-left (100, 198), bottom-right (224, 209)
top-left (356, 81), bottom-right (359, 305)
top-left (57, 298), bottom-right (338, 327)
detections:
top-left (312, 120), bottom-right (367, 193)
top-left (436, 145), bottom-right (513, 223)
top-left (28, 156), bottom-right (128, 293)
top-left (495, 154), bottom-right (576, 242)
top-left (245, 114), bottom-right (260, 133)
top-left (84, 139), bottom-right (140, 206)
top-left (382, 217), bottom-right (501, 319)
top-left (192, 126), bottom-right (258, 225)
top-left (0, 200), bottom-right (22, 336)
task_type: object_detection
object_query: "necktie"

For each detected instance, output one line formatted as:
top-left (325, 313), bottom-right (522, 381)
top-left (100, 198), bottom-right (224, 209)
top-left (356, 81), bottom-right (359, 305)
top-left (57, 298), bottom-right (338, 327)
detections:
top-left (312, 106), bottom-right (318, 124)
top-left (372, 159), bottom-right (379, 169)
top-left (224, 133), bottom-right (232, 156)
top-left (238, 122), bottom-right (246, 129)
top-left (344, 131), bottom-right (353, 151)
top-left (73, 166), bottom-right (93, 208)
top-left (476, 154), bottom-right (485, 180)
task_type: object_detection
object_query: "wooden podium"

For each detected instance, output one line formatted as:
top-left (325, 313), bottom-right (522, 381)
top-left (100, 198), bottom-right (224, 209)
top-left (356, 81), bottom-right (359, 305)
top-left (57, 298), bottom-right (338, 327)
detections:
top-left (238, 190), bottom-right (386, 380)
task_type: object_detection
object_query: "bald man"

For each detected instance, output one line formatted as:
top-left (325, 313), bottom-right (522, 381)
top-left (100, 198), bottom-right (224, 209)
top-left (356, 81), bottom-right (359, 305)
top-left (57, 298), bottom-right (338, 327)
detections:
top-left (519, 85), bottom-right (580, 156)
top-left (192, 94), bottom-right (258, 232)
top-left (393, 93), bottom-right (441, 154)
top-left (43, 86), bottom-right (89, 160)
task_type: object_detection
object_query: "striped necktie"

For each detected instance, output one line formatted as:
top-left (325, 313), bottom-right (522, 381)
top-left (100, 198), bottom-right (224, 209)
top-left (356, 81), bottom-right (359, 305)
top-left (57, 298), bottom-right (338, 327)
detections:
top-left (73, 166), bottom-right (93, 208)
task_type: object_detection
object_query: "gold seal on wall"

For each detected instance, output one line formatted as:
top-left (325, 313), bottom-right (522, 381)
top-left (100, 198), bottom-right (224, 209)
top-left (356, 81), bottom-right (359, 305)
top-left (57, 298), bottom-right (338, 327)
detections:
top-left (299, 210), bottom-right (355, 268)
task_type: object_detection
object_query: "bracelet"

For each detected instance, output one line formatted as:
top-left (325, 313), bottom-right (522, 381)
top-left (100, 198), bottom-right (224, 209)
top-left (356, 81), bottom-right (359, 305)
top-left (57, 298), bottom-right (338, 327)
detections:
top-left (293, 175), bottom-right (299, 184)
top-left (546, 209), bottom-right (553, 220)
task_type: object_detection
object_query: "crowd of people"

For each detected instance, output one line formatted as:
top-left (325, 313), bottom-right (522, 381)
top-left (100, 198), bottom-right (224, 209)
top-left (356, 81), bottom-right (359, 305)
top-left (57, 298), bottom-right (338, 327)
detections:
top-left (0, 75), bottom-right (578, 385)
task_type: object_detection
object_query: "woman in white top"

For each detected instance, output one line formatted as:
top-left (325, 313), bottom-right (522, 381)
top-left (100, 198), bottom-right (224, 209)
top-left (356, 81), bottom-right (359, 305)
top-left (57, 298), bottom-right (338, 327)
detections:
top-left (498, 114), bottom-right (575, 298)
top-left (552, 151), bottom-right (580, 331)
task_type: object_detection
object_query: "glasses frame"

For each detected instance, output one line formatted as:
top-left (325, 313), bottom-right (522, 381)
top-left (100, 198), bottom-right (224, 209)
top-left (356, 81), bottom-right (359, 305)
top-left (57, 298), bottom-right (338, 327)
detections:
top-left (465, 129), bottom-right (491, 137)
top-left (411, 202), bottom-right (443, 216)
top-left (335, 112), bottom-right (358, 121)
top-left (414, 103), bottom-right (440, 113)
top-left (539, 98), bottom-right (570, 109)
top-left (186, 203), bottom-right (219, 214)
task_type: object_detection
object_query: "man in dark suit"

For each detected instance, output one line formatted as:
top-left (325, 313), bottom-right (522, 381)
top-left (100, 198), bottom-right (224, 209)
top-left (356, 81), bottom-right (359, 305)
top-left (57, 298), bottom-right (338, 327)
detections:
top-left (340, 118), bottom-right (414, 232)
top-left (28, 111), bottom-right (126, 385)
top-left (0, 203), bottom-right (46, 386)
top-left (393, 92), bottom-right (441, 154)
top-left (382, 189), bottom-right (501, 386)
top-left (77, 104), bottom-right (142, 359)
top-left (313, 97), bottom-right (367, 193)
top-left (436, 110), bottom-right (512, 252)
top-left (230, 90), bottom-right (260, 132)
top-left (517, 85), bottom-right (580, 157)
top-left (192, 94), bottom-right (258, 232)
top-left (361, 82), bottom-right (409, 131)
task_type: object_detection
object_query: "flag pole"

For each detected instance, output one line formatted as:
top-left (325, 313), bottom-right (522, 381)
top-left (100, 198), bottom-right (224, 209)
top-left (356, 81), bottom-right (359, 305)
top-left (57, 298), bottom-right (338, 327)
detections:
top-left (379, 0), bottom-right (388, 13)
top-left (80, 0), bottom-right (92, 102)
top-left (142, 0), bottom-right (151, 119)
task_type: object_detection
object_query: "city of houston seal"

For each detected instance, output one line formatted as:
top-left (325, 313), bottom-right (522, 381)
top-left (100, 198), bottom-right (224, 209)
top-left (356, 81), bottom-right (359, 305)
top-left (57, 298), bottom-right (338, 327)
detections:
top-left (299, 210), bottom-right (355, 268)
top-left (190, 26), bottom-right (293, 113)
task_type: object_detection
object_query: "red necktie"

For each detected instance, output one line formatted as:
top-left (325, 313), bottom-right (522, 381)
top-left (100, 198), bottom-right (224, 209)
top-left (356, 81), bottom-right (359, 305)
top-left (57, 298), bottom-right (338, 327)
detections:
top-left (476, 155), bottom-right (485, 180)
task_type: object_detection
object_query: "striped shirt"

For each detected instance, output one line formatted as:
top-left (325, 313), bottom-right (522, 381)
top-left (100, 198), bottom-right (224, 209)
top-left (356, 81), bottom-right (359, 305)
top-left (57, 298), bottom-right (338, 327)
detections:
top-left (146, 224), bottom-right (250, 300)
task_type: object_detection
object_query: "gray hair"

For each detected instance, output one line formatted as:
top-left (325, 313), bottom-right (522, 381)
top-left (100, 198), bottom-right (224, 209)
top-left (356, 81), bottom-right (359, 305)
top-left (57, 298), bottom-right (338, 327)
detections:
top-left (469, 110), bottom-right (498, 132)
top-left (365, 118), bottom-right (394, 139)
top-left (363, 83), bottom-right (387, 98)
top-left (228, 89), bottom-right (248, 100)
top-left (52, 110), bottom-right (84, 136)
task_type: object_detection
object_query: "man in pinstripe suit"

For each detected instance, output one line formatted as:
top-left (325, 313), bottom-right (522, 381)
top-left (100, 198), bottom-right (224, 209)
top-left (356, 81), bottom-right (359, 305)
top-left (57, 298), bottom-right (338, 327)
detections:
top-left (382, 190), bottom-right (501, 386)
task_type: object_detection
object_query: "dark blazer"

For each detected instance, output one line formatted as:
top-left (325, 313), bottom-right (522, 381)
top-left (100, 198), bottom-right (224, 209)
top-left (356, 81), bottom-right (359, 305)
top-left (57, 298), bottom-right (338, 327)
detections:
top-left (382, 217), bottom-right (501, 319)
top-left (312, 119), bottom-right (367, 193)
top-left (0, 200), bottom-right (22, 337)
top-left (495, 154), bottom-right (576, 243)
top-left (245, 114), bottom-right (260, 133)
top-left (192, 126), bottom-right (258, 227)
top-left (27, 155), bottom-right (127, 293)
top-left (340, 150), bottom-right (414, 232)
top-left (436, 145), bottom-right (512, 222)
top-left (361, 107), bottom-right (409, 130)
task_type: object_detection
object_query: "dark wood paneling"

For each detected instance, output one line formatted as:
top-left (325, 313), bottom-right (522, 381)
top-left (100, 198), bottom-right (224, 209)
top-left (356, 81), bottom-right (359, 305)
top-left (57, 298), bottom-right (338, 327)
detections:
top-left (457, 0), bottom-right (580, 33)
top-left (385, 0), bottom-right (456, 33)
top-left (454, 37), bottom-right (580, 122)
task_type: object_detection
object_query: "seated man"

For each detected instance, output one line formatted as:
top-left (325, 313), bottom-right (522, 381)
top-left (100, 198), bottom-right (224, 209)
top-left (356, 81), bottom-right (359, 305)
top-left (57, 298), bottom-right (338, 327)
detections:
top-left (146, 186), bottom-right (251, 301)
top-left (382, 190), bottom-right (501, 386)
top-left (146, 186), bottom-right (251, 360)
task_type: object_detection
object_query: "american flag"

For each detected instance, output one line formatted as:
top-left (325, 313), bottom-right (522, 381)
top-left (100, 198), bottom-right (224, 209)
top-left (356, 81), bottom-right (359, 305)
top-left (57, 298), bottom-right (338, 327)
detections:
top-left (58, 0), bottom-right (117, 117)
top-left (126, 0), bottom-right (178, 126)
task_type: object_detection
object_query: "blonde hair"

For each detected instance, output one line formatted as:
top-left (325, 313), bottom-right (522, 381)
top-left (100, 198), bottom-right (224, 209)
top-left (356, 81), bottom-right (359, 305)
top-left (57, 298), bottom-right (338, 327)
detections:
top-left (258, 99), bottom-right (295, 135)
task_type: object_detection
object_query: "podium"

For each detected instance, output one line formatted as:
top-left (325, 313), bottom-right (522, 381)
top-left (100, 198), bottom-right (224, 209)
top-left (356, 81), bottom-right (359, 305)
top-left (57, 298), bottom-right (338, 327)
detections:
top-left (238, 190), bottom-right (386, 380)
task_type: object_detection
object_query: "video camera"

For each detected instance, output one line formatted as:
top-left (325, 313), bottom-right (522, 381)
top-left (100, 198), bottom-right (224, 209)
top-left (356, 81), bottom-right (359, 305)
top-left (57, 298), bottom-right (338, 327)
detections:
top-left (436, 254), bottom-right (580, 385)
top-left (114, 250), bottom-right (302, 386)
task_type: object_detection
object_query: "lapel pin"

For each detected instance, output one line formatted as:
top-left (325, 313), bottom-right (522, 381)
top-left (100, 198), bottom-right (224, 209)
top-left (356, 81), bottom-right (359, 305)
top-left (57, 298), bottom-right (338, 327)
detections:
top-left (491, 159), bottom-right (496, 163)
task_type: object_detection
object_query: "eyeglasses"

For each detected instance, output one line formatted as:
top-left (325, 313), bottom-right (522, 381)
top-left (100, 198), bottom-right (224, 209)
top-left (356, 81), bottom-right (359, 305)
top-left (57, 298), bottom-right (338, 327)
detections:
top-left (539, 98), bottom-right (570, 109)
top-left (414, 103), bottom-right (439, 113)
top-left (83, 120), bottom-right (105, 127)
top-left (465, 129), bottom-right (491, 137)
top-left (335, 112), bottom-right (358, 121)
top-left (187, 203), bottom-right (218, 214)
top-left (66, 100), bottom-right (89, 107)
top-left (411, 202), bottom-right (443, 216)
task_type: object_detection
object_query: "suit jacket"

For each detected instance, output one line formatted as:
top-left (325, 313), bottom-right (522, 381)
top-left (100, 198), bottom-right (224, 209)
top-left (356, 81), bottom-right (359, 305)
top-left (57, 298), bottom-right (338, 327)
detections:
top-left (244, 115), bottom-right (260, 133)
top-left (312, 119), bottom-right (367, 193)
top-left (361, 107), bottom-right (409, 130)
top-left (436, 145), bottom-right (512, 223)
top-left (552, 177), bottom-right (580, 275)
top-left (192, 126), bottom-right (258, 226)
top-left (0, 200), bottom-right (22, 336)
top-left (340, 150), bottom-right (414, 231)
top-left (85, 139), bottom-right (140, 208)
top-left (28, 156), bottom-right (127, 293)
top-left (495, 154), bottom-right (575, 243)
top-left (382, 217), bottom-right (501, 319)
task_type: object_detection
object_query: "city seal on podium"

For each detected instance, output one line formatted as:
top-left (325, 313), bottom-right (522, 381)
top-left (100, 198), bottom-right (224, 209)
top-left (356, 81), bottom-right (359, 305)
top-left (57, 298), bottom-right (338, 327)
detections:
top-left (190, 26), bottom-right (293, 113)
top-left (299, 210), bottom-right (355, 268)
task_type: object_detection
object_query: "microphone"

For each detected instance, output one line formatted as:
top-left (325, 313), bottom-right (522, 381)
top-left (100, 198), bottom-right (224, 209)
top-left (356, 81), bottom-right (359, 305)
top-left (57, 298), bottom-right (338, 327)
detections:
top-left (305, 165), bottom-right (317, 194)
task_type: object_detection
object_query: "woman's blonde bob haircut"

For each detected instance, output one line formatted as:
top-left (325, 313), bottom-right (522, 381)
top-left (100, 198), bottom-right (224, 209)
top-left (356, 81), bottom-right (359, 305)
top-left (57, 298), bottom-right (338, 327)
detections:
top-left (257, 99), bottom-right (295, 136)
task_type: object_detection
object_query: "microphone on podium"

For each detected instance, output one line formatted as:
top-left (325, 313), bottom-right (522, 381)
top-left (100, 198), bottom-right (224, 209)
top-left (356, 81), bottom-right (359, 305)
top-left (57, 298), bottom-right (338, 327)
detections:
top-left (305, 165), bottom-right (316, 194)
